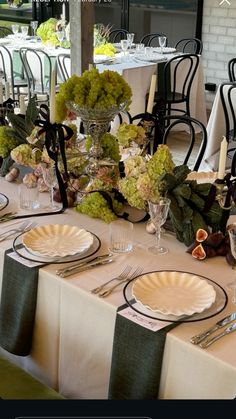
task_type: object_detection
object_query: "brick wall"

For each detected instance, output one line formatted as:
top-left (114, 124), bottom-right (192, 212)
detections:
top-left (202, 0), bottom-right (236, 109)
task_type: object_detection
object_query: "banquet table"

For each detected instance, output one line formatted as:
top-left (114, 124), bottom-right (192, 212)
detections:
top-left (200, 83), bottom-right (236, 172)
top-left (0, 179), bottom-right (236, 400)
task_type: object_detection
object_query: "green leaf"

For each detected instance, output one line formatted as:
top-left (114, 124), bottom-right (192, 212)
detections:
top-left (25, 97), bottom-right (39, 133)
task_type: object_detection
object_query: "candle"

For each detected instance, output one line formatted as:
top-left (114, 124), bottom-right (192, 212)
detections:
top-left (146, 74), bottom-right (157, 114)
top-left (218, 136), bottom-right (228, 180)
top-left (19, 95), bottom-right (26, 115)
top-left (62, 2), bottom-right (66, 21)
top-left (50, 66), bottom-right (56, 124)
top-left (0, 81), bottom-right (3, 104)
top-left (4, 81), bottom-right (10, 100)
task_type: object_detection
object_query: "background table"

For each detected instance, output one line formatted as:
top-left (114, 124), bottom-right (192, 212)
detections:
top-left (0, 179), bottom-right (236, 399)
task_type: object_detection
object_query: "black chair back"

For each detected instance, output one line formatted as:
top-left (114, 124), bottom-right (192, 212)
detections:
top-left (0, 27), bottom-right (12, 38)
top-left (0, 45), bottom-right (27, 101)
top-left (109, 29), bottom-right (129, 42)
top-left (140, 33), bottom-right (168, 47)
top-left (161, 115), bottom-right (207, 171)
top-left (174, 38), bottom-right (203, 54)
top-left (57, 53), bottom-right (70, 82)
top-left (19, 48), bottom-right (52, 102)
top-left (219, 82), bottom-right (236, 142)
top-left (228, 58), bottom-right (236, 82)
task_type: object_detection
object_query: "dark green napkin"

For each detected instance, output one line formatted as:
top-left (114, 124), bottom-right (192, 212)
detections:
top-left (0, 250), bottom-right (41, 356)
top-left (108, 306), bottom-right (179, 400)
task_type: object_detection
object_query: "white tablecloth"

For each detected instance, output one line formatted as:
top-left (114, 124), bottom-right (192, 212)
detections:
top-left (0, 179), bottom-right (236, 399)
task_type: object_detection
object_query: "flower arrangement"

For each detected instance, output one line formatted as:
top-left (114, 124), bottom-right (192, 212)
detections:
top-left (36, 18), bottom-right (70, 48)
top-left (55, 68), bottom-right (132, 122)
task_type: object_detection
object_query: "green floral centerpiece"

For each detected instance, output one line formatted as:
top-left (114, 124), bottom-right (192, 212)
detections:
top-left (36, 18), bottom-right (70, 48)
top-left (93, 23), bottom-right (116, 56)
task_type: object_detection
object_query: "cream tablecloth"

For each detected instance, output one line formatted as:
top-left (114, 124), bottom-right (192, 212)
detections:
top-left (0, 179), bottom-right (235, 399)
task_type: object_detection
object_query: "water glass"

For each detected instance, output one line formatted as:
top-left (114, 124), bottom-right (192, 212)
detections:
top-left (120, 39), bottom-right (129, 61)
top-left (18, 183), bottom-right (40, 210)
top-left (109, 219), bottom-right (133, 253)
top-left (135, 43), bottom-right (145, 56)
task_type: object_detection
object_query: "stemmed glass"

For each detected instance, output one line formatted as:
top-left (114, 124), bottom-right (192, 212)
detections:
top-left (120, 39), bottom-right (129, 61)
top-left (41, 163), bottom-right (59, 210)
top-left (12, 24), bottom-right (19, 38)
top-left (148, 197), bottom-right (171, 255)
top-left (30, 20), bottom-right (38, 39)
top-left (158, 36), bottom-right (167, 54)
top-left (21, 25), bottom-right (28, 39)
top-left (127, 33), bottom-right (135, 52)
top-left (56, 29), bottom-right (65, 47)
top-left (227, 224), bottom-right (236, 304)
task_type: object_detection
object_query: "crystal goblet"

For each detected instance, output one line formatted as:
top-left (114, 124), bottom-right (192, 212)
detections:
top-left (148, 197), bottom-right (171, 255)
top-left (30, 20), bottom-right (38, 38)
top-left (41, 163), bottom-right (58, 210)
top-left (158, 36), bottom-right (167, 54)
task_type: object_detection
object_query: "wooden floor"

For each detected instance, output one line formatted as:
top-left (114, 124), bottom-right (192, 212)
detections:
top-left (165, 130), bottom-right (201, 170)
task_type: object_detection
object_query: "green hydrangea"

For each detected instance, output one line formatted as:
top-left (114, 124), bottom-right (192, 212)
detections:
top-left (147, 144), bottom-right (175, 181)
top-left (76, 191), bottom-right (122, 223)
top-left (0, 127), bottom-right (20, 158)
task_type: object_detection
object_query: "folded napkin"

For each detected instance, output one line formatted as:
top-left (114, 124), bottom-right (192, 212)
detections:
top-left (108, 304), bottom-right (179, 399)
top-left (0, 250), bottom-right (41, 356)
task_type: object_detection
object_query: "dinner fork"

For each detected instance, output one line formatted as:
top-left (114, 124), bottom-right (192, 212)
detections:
top-left (98, 266), bottom-right (143, 298)
top-left (0, 220), bottom-right (37, 242)
top-left (91, 265), bottom-right (132, 294)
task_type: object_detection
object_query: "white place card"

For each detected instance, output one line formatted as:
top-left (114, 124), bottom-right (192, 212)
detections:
top-left (7, 251), bottom-right (43, 268)
top-left (118, 304), bottom-right (173, 331)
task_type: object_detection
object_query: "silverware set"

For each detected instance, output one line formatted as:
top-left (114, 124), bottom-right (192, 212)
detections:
top-left (92, 266), bottom-right (144, 298)
top-left (0, 220), bottom-right (37, 242)
top-left (190, 312), bottom-right (236, 348)
top-left (56, 253), bottom-right (114, 278)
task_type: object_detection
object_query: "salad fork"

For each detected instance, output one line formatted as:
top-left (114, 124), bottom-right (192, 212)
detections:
top-left (0, 220), bottom-right (37, 242)
top-left (91, 265), bottom-right (132, 294)
top-left (98, 266), bottom-right (143, 298)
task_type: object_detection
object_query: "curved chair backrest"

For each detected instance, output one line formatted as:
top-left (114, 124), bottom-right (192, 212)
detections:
top-left (162, 114), bottom-right (207, 171)
top-left (0, 26), bottom-right (12, 38)
top-left (174, 38), bottom-right (203, 54)
top-left (0, 45), bottom-right (15, 99)
top-left (19, 47), bottom-right (52, 98)
top-left (228, 58), bottom-right (236, 82)
top-left (57, 53), bottom-right (71, 82)
top-left (140, 33), bottom-right (168, 47)
top-left (162, 53), bottom-right (199, 113)
top-left (219, 82), bottom-right (236, 142)
top-left (109, 29), bottom-right (129, 42)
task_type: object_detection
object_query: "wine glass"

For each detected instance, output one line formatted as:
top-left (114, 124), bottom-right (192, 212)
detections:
top-left (148, 197), bottom-right (171, 255)
top-left (30, 20), bottom-right (38, 38)
top-left (41, 163), bottom-right (59, 210)
top-left (12, 24), bottom-right (19, 38)
top-left (21, 25), bottom-right (28, 39)
top-left (227, 224), bottom-right (236, 304)
top-left (56, 29), bottom-right (65, 47)
top-left (158, 36), bottom-right (167, 54)
top-left (127, 33), bottom-right (135, 52)
top-left (120, 39), bottom-right (129, 61)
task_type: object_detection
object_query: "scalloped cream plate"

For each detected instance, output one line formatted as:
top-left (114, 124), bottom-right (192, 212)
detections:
top-left (22, 224), bottom-right (94, 258)
top-left (132, 271), bottom-right (216, 316)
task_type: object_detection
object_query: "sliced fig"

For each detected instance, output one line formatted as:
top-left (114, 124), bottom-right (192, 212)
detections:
top-left (186, 240), bottom-right (198, 254)
top-left (192, 243), bottom-right (206, 260)
top-left (205, 232), bottom-right (224, 248)
top-left (195, 228), bottom-right (208, 242)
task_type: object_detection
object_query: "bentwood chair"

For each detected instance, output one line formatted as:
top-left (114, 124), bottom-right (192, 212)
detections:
top-left (108, 29), bottom-right (129, 42)
top-left (19, 47), bottom-right (54, 104)
top-left (0, 26), bottom-right (12, 38)
top-left (228, 58), bottom-right (236, 82)
top-left (57, 53), bottom-right (71, 82)
top-left (219, 82), bottom-right (236, 172)
top-left (161, 114), bottom-right (207, 171)
top-left (174, 38), bottom-right (203, 54)
top-left (140, 33), bottom-right (168, 47)
top-left (0, 45), bottom-right (28, 101)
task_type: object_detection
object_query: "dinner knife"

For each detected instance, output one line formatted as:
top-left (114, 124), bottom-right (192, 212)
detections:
top-left (56, 254), bottom-right (113, 277)
top-left (190, 312), bottom-right (236, 345)
top-left (199, 322), bottom-right (236, 349)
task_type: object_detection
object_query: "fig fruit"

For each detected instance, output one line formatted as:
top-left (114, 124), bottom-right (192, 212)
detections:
top-left (216, 244), bottom-right (230, 256)
top-left (205, 232), bottom-right (224, 248)
top-left (192, 243), bottom-right (206, 260)
top-left (196, 228), bottom-right (208, 242)
top-left (186, 240), bottom-right (198, 254)
top-left (203, 245), bottom-right (217, 258)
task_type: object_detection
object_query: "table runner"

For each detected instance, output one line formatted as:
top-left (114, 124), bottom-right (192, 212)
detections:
top-left (108, 304), bottom-right (179, 399)
top-left (0, 250), bottom-right (41, 356)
